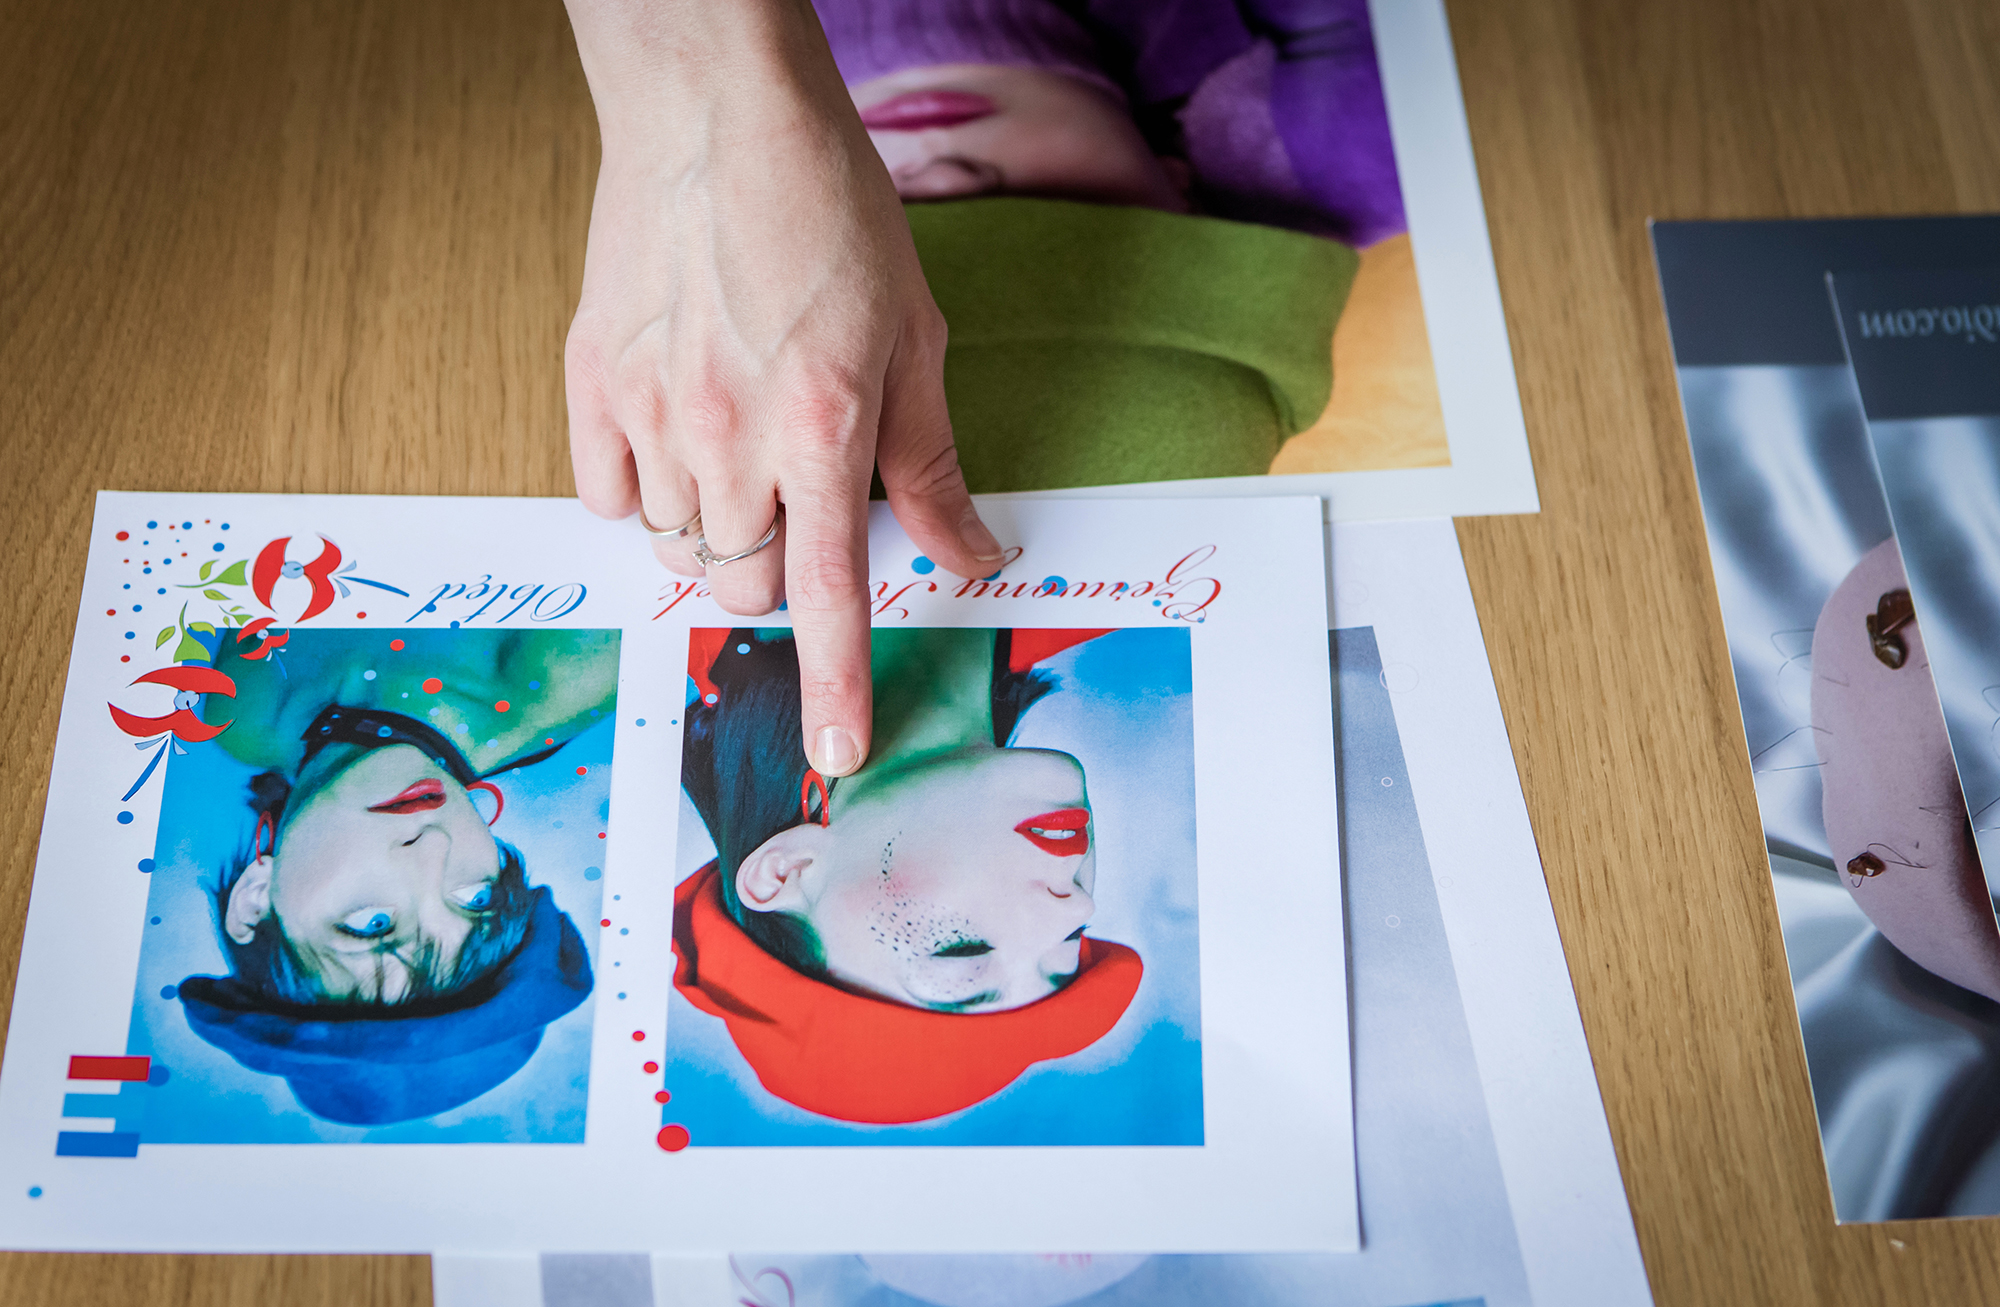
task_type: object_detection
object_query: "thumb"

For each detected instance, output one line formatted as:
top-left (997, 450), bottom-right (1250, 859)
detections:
top-left (874, 316), bottom-right (1005, 578)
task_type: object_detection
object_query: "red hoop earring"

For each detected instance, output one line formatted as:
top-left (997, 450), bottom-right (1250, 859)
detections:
top-left (254, 810), bottom-right (277, 860)
top-left (800, 769), bottom-right (831, 828)
top-left (467, 780), bottom-right (505, 826)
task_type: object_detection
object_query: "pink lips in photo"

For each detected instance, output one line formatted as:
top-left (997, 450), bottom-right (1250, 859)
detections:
top-left (368, 777), bottom-right (446, 815)
top-left (859, 90), bottom-right (998, 132)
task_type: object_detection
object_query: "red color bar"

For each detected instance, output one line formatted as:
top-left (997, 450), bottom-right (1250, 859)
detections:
top-left (67, 1056), bottom-right (149, 1082)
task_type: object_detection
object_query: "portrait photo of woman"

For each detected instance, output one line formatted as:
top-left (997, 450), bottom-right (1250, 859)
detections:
top-left (666, 624), bottom-right (1203, 1145)
top-left (126, 626), bottom-right (620, 1143)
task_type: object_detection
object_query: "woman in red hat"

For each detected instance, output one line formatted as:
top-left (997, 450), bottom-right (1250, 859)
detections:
top-left (674, 626), bottom-right (1144, 1125)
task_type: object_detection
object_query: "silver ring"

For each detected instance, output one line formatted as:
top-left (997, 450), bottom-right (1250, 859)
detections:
top-left (692, 511), bottom-right (782, 569)
top-left (640, 506), bottom-right (702, 540)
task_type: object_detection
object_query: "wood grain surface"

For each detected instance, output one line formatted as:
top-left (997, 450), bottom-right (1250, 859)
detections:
top-left (2, 0), bottom-right (1997, 1302)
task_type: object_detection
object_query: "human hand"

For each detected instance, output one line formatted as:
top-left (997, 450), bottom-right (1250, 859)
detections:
top-left (562, 0), bottom-right (1004, 778)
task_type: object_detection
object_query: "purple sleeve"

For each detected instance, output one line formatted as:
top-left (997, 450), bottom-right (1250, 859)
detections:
top-left (1076, 0), bottom-right (1256, 103)
top-left (1085, 0), bottom-right (1406, 244)
top-left (1259, 0), bottom-right (1407, 244)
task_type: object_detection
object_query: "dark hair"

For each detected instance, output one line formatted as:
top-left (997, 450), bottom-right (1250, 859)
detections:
top-left (212, 770), bottom-right (536, 1010)
top-left (681, 628), bottom-right (1054, 977)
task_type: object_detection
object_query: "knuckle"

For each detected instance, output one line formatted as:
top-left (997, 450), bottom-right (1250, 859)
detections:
top-left (912, 302), bottom-right (949, 354)
top-left (678, 380), bottom-right (742, 453)
top-left (564, 333), bottom-right (614, 407)
top-left (777, 379), bottom-right (867, 453)
top-left (888, 436), bottom-right (969, 503)
top-left (709, 579), bottom-right (782, 617)
top-left (787, 545), bottom-right (866, 611)
top-left (798, 668), bottom-right (864, 711)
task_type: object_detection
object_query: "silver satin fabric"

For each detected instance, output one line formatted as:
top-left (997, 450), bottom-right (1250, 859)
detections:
top-left (1869, 415), bottom-right (2000, 867)
top-left (1682, 364), bottom-right (2000, 1220)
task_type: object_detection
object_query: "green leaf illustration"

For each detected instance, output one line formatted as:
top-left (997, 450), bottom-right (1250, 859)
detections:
top-left (190, 621), bottom-right (216, 635)
top-left (155, 627), bottom-right (175, 649)
top-left (173, 632), bottom-right (208, 664)
top-left (203, 589), bottom-right (226, 600)
top-left (199, 560), bottom-right (215, 581)
top-left (212, 560), bottom-right (248, 587)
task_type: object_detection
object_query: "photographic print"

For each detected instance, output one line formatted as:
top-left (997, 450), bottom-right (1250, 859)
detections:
top-left (1654, 218), bottom-right (2000, 1221)
top-left (666, 626), bottom-right (1200, 1144)
top-left (822, 0), bottom-right (1534, 517)
top-left (125, 626), bottom-right (618, 1143)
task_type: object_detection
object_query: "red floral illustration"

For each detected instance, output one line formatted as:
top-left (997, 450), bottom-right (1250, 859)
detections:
top-left (252, 536), bottom-right (343, 622)
top-left (108, 665), bottom-right (237, 743)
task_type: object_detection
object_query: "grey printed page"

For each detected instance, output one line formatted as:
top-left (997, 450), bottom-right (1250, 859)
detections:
top-left (1653, 217), bottom-right (2000, 1223)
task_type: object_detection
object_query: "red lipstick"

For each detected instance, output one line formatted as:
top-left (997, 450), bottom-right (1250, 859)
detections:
top-left (1016, 808), bottom-right (1090, 857)
top-left (368, 777), bottom-right (446, 814)
top-left (859, 90), bottom-right (997, 132)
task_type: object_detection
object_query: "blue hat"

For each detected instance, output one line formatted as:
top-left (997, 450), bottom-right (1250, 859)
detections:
top-left (177, 886), bottom-right (592, 1126)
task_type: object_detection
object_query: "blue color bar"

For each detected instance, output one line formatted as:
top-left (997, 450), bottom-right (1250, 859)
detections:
top-left (60, 1094), bottom-right (119, 1120)
top-left (54, 1131), bottom-right (139, 1158)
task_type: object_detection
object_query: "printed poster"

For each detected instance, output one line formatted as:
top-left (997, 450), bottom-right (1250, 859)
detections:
top-left (1653, 216), bottom-right (2000, 1221)
top-left (0, 493), bottom-right (1356, 1255)
top-left (826, 0), bottom-right (1535, 520)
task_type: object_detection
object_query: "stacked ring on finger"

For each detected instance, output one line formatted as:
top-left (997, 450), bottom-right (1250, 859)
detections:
top-left (693, 511), bottom-right (783, 569)
top-left (641, 507), bottom-right (702, 540)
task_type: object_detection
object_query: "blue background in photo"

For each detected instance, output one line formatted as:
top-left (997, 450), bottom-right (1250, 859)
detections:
top-left (120, 681), bottom-right (614, 1145)
top-left (665, 626), bottom-right (1202, 1146)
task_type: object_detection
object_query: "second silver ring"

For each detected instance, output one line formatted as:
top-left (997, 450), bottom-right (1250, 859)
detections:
top-left (641, 506), bottom-right (702, 540)
top-left (692, 511), bottom-right (783, 569)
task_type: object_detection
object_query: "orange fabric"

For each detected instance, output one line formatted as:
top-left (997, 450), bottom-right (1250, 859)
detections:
top-left (686, 629), bottom-right (733, 703)
top-left (671, 864), bottom-right (1142, 1124)
top-left (1008, 629), bottom-right (1114, 673)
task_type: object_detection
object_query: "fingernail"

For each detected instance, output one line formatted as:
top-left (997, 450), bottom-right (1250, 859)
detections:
top-left (961, 510), bottom-right (1004, 563)
top-left (814, 726), bottom-right (861, 777)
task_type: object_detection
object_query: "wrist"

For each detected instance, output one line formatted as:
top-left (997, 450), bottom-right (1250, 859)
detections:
top-left (564, 0), bottom-right (838, 151)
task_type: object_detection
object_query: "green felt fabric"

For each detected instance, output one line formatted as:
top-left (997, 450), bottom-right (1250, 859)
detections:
top-left (907, 197), bottom-right (1356, 491)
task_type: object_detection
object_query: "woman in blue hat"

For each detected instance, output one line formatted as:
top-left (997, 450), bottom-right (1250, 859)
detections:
top-left (176, 627), bottom-right (617, 1126)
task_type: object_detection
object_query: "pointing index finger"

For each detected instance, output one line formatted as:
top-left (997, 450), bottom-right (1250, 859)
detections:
top-left (782, 471), bottom-right (874, 779)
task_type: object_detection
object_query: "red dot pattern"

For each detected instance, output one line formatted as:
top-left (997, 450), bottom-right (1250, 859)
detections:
top-left (631, 1030), bottom-right (646, 1042)
top-left (654, 1090), bottom-right (671, 1105)
top-left (575, 766), bottom-right (588, 776)
top-left (422, 677), bottom-right (442, 694)
top-left (494, 700), bottom-right (510, 713)
top-left (657, 1125), bottom-right (690, 1152)
top-left (115, 531), bottom-right (129, 541)
top-left (355, 611), bottom-right (367, 619)
top-left (390, 639), bottom-right (405, 651)
top-left (600, 918), bottom-right (611, 928)
top-left (642, 1061), bottom-right (659, 1074)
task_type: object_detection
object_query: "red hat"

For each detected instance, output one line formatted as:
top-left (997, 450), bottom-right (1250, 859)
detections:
top-left (671, 864), bottom-right (1142, 1125)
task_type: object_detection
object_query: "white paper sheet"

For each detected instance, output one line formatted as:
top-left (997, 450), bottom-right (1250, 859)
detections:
top-left (434, 519), bottom-right (1648, 1307)
top-left (0, 492), bottom-right (1354, 1255)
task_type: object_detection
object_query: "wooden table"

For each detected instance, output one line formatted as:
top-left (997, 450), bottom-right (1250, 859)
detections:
top-left (4, 0), bottom-right (1998, 1301)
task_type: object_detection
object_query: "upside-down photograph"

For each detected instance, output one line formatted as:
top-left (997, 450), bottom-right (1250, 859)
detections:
top-left (4, 0), bottom-right (1997, 1301)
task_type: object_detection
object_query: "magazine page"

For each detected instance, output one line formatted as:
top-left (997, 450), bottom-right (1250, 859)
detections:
top-left (0, 493), bottom-right (1354, 1255)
